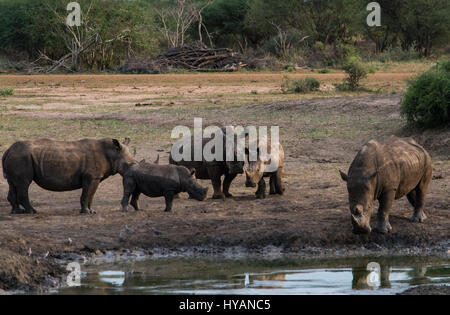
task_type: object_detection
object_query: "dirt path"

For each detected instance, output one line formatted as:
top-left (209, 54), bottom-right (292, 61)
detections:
top-left (0, 92), bottom-right (448, 291)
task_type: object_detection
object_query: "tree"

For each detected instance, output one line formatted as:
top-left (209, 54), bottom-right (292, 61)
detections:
top-left (398, 0), bottom-right (450, 57)
top-left (155, 0), bottom-right (213, 48)
top-left (360, 0), bottom-right (403, 53)
top-left (202, 0), bottom-right (250, 49)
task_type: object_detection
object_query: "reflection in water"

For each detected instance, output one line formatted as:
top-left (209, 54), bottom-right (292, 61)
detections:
top-left (352, 264), bottom-right (393, 290)
top-left (56, 256), bottom-right (450, 295)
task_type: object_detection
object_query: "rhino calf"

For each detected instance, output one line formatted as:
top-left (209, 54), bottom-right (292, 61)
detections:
top-left (245, 140), bottom-right (285, 199)
top-left (121, 162), bottom-right (208, 213)
top-left (340, 136), bottom-right (432, 234)
top-left (2, 138), bottom-right (135, 214)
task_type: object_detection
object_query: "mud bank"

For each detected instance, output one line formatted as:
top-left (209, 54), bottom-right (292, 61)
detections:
top-left (399, 285), bottom-right (450, 295)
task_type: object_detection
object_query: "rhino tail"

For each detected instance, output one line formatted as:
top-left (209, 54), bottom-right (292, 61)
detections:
top-left (2, 148), bottom-right (9, 179)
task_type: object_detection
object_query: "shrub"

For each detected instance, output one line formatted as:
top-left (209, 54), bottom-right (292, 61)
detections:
top-left (0, 88), bottom-right (14, 96)
top-left (281, 76), bottom-right (320, 94)
top-left (433, 59), bottom-right (450, 73)
top-left (341, 57), bottom-right (369, 91)
top-left (317, 68), bottom-right (332, 74)
top-left (401, 61), bottom-right (450, 128)
top-left (376, 46), bottom-right (420, 63)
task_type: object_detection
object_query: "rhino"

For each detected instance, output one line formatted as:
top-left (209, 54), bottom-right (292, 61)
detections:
top-left (121, 162), bottom-right (208, 213)
top-left (2, 138), bottom-right (135, 214)
top-left (245, 138), bottom-right (285, 199)
top-left (339, 136), bottom-right (432, 234)
top-left (169, 128), bottom-right (244, 199)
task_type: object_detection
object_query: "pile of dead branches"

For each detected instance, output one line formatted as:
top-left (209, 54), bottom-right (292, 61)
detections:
top-left (123, 42), bottom-right (246, 73)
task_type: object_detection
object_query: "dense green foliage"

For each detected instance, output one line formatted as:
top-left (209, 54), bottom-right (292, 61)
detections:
top-left (0, 0), bottom-right (449, 71)
top-left (401, 60), bottom-right (450, 128)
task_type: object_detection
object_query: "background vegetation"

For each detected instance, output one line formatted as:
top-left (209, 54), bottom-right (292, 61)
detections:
top-left (0, 0), bottom-right (449, 72)
top-left (401, 60), bottom-right (450, 128)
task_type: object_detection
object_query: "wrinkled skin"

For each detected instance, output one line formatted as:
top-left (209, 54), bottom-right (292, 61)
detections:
top-left (121, 162), bottom-right (208, 213)
top-left (340, 136), bottom-right (432, 234)
top-left (169, 128), bottom-right (244, 200)
top-left (2, 138), bottom-right (136, 214)
top-left (245, 140), bottom-right (285, 199)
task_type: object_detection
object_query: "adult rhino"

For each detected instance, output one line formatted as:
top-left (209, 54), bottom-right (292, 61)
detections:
top-left (339, 136), bottom-right (432, 234)
top-left (169, 127), bottom-right (244, 199)
top-left (2, 138), bottom-right (135, 214)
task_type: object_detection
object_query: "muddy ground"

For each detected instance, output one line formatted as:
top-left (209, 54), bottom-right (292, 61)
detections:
top-left (0, 73), bottom-right (448, 292)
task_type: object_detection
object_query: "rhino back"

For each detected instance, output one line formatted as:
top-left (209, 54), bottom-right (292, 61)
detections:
top-left (349, 136), bottom-right (431, 199)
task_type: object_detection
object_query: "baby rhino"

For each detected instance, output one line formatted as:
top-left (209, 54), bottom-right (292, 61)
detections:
top-left (121, 161), bottom-right (208, 213)
top-left (340, 136), bottom-right (432, 234)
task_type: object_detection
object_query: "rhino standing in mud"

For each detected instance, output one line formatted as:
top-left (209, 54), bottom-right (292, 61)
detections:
top-left (121, 162), bottom-right (208, 213)
top-left (245, 138), bottom-right (285, 199)
top-left (2, 138), bottom-right (136, 214)
top-left (169, 128), bottom-right (244, 199)
top-left (340, 136), bottom-right (432, 234)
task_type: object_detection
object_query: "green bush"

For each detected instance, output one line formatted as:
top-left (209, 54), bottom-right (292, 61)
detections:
top-left (433, 59), bottom-right (450, 73)
top-left (317, 68), bottom-right (332, 74)
top-left (376, 47), bottom-right (420, 63)
top-left (341, 57), bottom-right (369, 91)
top-left (0, 88), bottom-right (14, 96)
top-left (401, 60), bottom-right (450, 128)
top-left (281, 76), bottom-right (320, 94)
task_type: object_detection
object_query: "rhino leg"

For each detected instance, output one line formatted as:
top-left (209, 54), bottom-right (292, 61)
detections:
top-left (121, 177), bottom-right (136, 213)
top-left (223, 173), bottom-right (237, 198)
top-left (130, 191), bottom-right (141, 211)
top-left (255, 178), bottom-right (267, 199)
top-left (86, 180), bottom-right (100, 214)
top-left (408, 189), bottom-right (427, 223)
top-left (7, 183), bottom-right (23, 214)
top-left (211, 177), bottom-right (225, 199)
top-left (374, 191), bottom-right (394, 234)
top-left (269, 175), bottom-right (276, 195)
top-left (121, 192), bottom-right (131, 213)
top-left (80, 178), bottom-right (100, 214)
top-left (274, 169), bottom-right (284, 195)
top-left (164, 191), bottom-right (175, 212)
top-left (208, 167), bottom-right (225, 200)
top-left (16, 182), bottom-right (37, 214)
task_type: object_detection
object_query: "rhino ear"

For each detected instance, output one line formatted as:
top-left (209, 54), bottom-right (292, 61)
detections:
top-left (339, 170), bottom-right (348, 182)
top-left (112, 139), bottom-right (122, 151)
top-left (123, 138), bottom-right (131, 146)
top-left (190, 169), bottom-right (196, 177)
